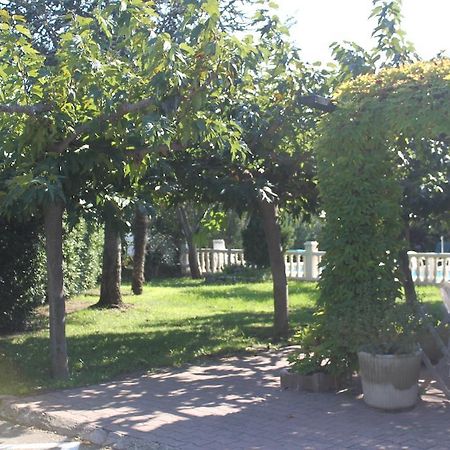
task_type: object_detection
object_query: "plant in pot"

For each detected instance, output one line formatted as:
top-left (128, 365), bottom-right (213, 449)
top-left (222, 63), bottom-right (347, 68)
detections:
top-left (281, 324), bottom-right (342, 392)
top-left (358, 306), bottom-right (422, 411)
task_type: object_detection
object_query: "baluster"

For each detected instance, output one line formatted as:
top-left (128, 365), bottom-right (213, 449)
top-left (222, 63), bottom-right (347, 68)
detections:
top-left (425, 256), bottom-right (431, 283)
top-left (212, 250), bottom-right (218, 273)
top-left (203, 250), bottom-right (210, 273)
top-left (408, 254), bottom-right (417, 283)
top-left (200, 251), bottom-right (206, 274)
top-left (445, 256), bottom-right (450, 283)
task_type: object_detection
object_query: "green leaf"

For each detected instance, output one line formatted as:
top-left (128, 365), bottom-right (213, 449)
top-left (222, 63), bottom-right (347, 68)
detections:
top-left (15, 24), bottom-right (31, 38)
top-left (202, 0), bottom-right (219, 18)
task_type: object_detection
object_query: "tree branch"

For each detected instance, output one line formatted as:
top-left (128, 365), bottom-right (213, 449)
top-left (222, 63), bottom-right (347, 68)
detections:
top-left (50, 97), bottom-right (156, 153)
top-left (0, 95), bottom-right (158, 153)
top-left (0, 103), bottom-right (53, 115)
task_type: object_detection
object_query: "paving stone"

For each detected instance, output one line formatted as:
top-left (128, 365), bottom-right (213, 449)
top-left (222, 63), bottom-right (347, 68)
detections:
top-left (1, 349), bottom-right (449, 450)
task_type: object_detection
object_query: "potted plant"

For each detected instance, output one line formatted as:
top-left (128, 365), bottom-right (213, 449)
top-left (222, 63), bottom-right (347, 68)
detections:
top-left (358, 308), bottom-right (422, 411)
top-left (281, 325), bottom-right (342, 393)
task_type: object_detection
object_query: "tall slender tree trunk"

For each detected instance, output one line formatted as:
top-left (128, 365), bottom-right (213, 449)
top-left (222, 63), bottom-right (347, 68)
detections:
top-left (132, 207), bottom-right (149, 295)
top-left (399, 223), bottom-right (417, 306)
top-left (258, 198), bottom-right (289, 339)
top-left (96, 219), bottom-right (123, 308)
top-left (177, 206), bottom-right (202, 279)
top-left (44, 200), bottom-right (69, 379)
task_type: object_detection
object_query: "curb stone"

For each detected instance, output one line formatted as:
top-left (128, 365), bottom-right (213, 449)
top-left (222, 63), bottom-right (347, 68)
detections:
top-left (0, 397), bottom-right (176, 450)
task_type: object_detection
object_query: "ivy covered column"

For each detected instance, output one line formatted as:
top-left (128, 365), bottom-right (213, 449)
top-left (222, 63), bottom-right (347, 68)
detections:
top-left (308, 60), bottom-right (450, 376)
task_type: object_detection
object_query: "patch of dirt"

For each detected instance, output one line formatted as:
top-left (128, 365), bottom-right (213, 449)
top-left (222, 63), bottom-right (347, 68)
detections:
top-left (36, 300), bottom-right (97, 318)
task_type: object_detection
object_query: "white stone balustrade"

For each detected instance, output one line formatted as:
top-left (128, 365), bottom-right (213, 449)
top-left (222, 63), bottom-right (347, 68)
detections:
top-left (180, 241), bottom-right (450, 285)
top-left (408, 251), bottom-right (450, 285)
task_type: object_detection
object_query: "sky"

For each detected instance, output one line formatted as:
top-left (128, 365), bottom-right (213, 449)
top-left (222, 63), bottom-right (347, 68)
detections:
top-left (275, 0), bottom-right (450, 63)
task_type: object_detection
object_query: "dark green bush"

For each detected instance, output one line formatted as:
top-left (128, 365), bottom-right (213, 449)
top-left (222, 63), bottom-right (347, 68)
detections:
top-left (242, 212), bottom-right (295, 268)
top-left (0, 217), bottom-right (103, 333)
top-left (242, 214), bottom-right (269, 268)
top-left (63, 219), bottom-right (103, 297)
top-left (0, 218), bottom-right (46, 333)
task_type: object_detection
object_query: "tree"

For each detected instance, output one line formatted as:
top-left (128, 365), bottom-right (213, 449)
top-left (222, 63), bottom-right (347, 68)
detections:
top-left (0, 0), bottom-right (244, 377)
top-left (163, 9), bottom-right (326, 338)
top-left (222, 12), bottom-right (324, 338)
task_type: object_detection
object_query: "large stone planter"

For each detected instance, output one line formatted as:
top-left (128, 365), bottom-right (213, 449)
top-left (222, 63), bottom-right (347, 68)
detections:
top-left (358, 350), bottom-right (422, 410)
top-left (280, 368), bottom-right (339, 393)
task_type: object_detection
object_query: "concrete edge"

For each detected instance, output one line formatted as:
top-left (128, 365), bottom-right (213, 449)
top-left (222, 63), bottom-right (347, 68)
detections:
top-left (0, 397), bottom-right (175, 450)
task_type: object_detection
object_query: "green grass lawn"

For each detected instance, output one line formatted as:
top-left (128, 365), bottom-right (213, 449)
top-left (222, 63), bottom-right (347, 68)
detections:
top-left (0, 280), bottom-right (442, 396)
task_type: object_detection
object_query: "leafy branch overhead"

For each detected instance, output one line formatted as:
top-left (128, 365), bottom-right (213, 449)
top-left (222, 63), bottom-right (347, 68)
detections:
top-left (0, 0), bottom-right (254, 214)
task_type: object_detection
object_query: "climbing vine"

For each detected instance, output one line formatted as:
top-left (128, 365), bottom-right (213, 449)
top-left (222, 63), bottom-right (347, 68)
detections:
top-left (307, 60), bottom-right (450, 375)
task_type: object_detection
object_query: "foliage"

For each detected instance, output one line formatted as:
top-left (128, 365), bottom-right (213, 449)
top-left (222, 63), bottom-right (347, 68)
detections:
top-left (369, 0), bottom-right (417, 68)
top-left (63, 218), bottom-right (103, 297)
top-left (1, 0), bottom-right (256, 54)
top-left (331, 1), bottom-right (449, 254)
top-left (360, 304), bottom-right (420, 355)
top-left (242, 212), bottom-right (295, 268)
top-left (331, 0), bottom-right (417, 84)
top-left (0, 218), bottom-right (46, 333)
top-left (288, 322), bottom-right (331, 375)
top-left (305, 60), bottom-right (450, 377)
top-left (0, 216), bottom-right (102, 333)
top-left (292, 215), bottom-right (324, 248)
top-left (289, 302), bottom-right (421, 376)
top-left (242, 214), bottom-right (269, 268)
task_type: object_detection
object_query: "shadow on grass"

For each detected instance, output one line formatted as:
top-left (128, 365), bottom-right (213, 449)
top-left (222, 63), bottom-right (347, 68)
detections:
top-left (181, 282), bottom-right (319, 303)
top-left (0, 307), bottom-right (316, 395)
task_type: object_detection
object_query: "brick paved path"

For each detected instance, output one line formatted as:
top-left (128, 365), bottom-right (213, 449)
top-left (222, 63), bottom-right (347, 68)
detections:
top-left (1, 350), bottom-right (449, 450)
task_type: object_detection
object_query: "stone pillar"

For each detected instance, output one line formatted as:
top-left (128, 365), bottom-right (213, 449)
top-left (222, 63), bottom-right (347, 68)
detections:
top-left (212, 239), bottom-right (226, 250)
top-left (212, 239), bottom-right (226, 272)
top-left (304, 241), bottom-right (319, 281)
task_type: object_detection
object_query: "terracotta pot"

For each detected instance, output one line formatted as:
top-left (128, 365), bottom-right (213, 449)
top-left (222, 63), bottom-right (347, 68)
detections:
top-left (358, 350), bottom-right (422, 410)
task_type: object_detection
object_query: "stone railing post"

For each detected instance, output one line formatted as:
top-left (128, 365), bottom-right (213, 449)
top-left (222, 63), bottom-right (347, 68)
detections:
top-left (304, 241), bottom-right (319, 281)
top-left (180, 242), bottom-right (190, 276)
top-left (213, 239), bottom-right (226, 272)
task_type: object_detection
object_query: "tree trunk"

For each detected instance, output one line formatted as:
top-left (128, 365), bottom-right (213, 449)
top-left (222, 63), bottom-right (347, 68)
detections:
top-left (43, 200), bottom-right (69, 379)
top-left (96, 219), bottom-right (123, 308)
top-left (186, 235), bottom-right (202, 279)
top-left (177, 206), bottom-right (202, 279)
top-left (132, 207), bottom-right (149, 295)
top-left (399, 224), bottom-right (417, 305)
top-left (258, 198), bottom-right (289, 339)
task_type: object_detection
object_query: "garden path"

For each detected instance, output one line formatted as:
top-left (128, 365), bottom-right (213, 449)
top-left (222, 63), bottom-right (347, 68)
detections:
top-left (1, 349), bottom-right (449, 450)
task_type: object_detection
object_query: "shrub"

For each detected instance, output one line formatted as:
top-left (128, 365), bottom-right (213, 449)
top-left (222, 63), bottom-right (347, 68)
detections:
top-left (242, 214), bottom-right (269, 268)
top-left (0, 217), bottom-right (103, 333)
top-left (63, 219), bottom-right (103, 297)
top-left (242, 212), bottom-right (296, 268)
top-left (0, 218), bottom-right (46, 333)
